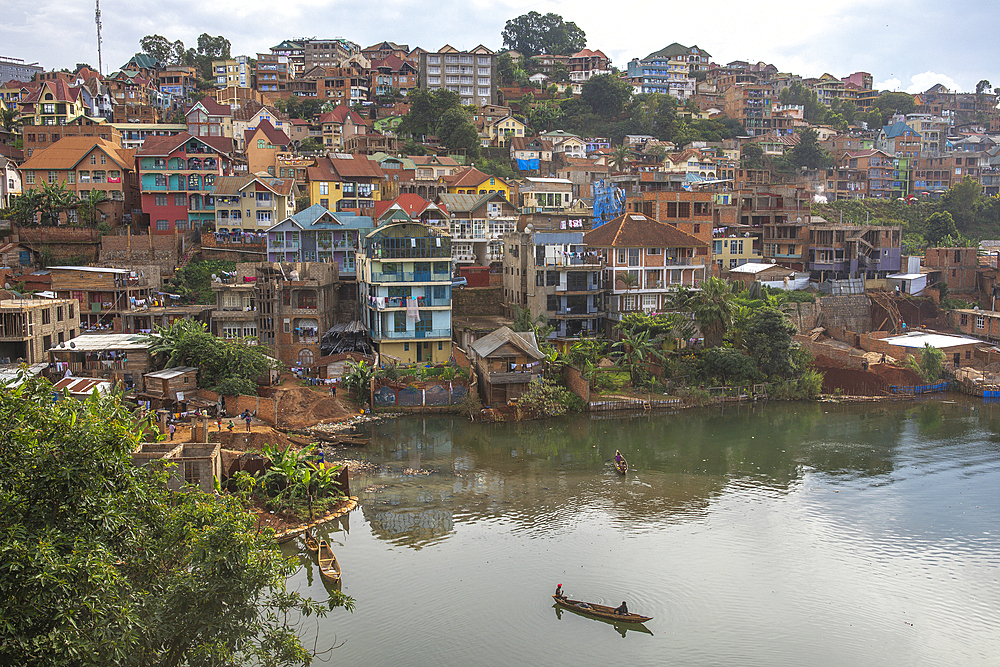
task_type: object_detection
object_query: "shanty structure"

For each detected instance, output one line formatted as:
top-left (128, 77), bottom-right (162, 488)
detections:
top-left (469, 326), bottom-right (545, 405)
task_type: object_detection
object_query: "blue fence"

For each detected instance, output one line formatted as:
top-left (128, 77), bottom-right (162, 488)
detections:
top-left (889, 382), bottom-right (950, 395)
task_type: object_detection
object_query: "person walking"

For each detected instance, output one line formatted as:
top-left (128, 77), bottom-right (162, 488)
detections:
top-left (168, 422), bottom-right (176, 441)
top-left (244, 413), bottom-right (252, 432)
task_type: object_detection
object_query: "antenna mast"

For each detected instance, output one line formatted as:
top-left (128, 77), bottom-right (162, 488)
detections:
top-left (95, 0), bottom-right (103, 75)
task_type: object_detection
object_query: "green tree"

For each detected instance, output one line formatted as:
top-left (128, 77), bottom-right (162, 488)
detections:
top-left (925, 211), bottom-right (958, 246)
top-left (437, 107), bottom-right (481, 158)
top-left (742, 307), bottom-right (797, 378)
top-left (581, 74), bottom-right (632, 119)
top-left (168, 258), bottom-right (236, 304)
top-left (741, 142), bottom-right (764, 169)
top-left (612, 328), bottom-right (665, 387)
top-left (502, 12), bottom-right (587, 57)
top-left (941, 176), bottom-right (983, 232)
top-left (873, 91), bottom-right (915, 118)
top-left (919, 344), bottom-right (944, 382)
top-left (609, 144), bottom-right (631, 172)
top-left (76, 189), bottom-right (108, 226)
top-left (0, 374), bottom-right (350, 666)
top-left (690, 277), bottom-right (734, 348)
top-left (139, 34), bottom-right (173, 64)
top-left (343, 359), bottom-right (376, 406)
top-left (510, 304), bottom-right (553, 341)
top-left (1, 108), bottom-right (21, 132)
top-left (698, 346), bottom-right (761, 385)
top-left (789, 128), bottom-right (832, 170)
top-left (398, 88), bottom-right (462, 138)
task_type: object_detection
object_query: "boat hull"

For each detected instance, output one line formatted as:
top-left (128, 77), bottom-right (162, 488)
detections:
top-left (552, 595), bottom-right (651, 623)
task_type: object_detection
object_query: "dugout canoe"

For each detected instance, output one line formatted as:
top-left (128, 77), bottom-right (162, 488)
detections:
top-left (317, 539), bottom-right (341, 582)
top-left (552, 595), bottom-right (651, 623)
top-left (303, 530), bottom-right (319, 555)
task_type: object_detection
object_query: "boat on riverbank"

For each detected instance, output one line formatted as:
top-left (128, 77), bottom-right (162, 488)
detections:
top-left (552, 595), bottom-right (651, 623)
top-left (318, 539), bottom-right (341, 582)
top-left (303, 530), bottom-right (319, 555)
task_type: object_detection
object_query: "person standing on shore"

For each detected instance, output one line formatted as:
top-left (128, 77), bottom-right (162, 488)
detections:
top-left (168, 422), bottom-right (176, 441)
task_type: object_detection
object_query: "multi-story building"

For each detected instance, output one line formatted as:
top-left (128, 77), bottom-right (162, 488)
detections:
top-left (723, 83), bottom-right (788, 136)
top-left (212, 174), bottom-right (295, 234)
top-left (243, 120), bottom-right (292, 176)
top-left (306, 153), bottom-right (384, 213)
top-left (0, 297), bottom-right (80, 364)
top-left (362, 42), bottom-right (411, 62)
top-left (231, 101), bottom-right (291, 151)
top-left (924, 246), bottom-right (979, 292)
top-left (303, 39), bottom-right (361, 70)
top-left (371, 56), bottom-right (418, 98)
top-left (827, 149), bottom-right (896, 200)
top-left (315, 104), bottom-right (369, 149)
top-left (714, 233), bottom-right (764, 273)
top-left (1, 155), bottom-right (21, 209)
top-left (502, 219), bottom-right (604, 338)
top-left (419, 45), bottom-right (497, 107)
top-left (436, 191), bottom-right (520, 267)
top-left (211, 56), bottom-right (251, 89)
top-left (254, 53), bottom-right (290, 95)
top-left (18, 136), bottom-right (140, 224)
top-left (111, 122), bottom-right (186, 151)
top-left (804, 218), bottom-right (902, 280)
top-left (21, 115), bottom-right (120, 159)
top-left (18, 79), bottom-right (87, 127)
top-left (443, 167), bottom-right (514, 199)
top-left (0, 57), bottom-right (43, 85)
top-left (265, 205), bottom-right (373, 278)
top-left (357, 219), bottom-right (454, 364)
top-left (136, 132), bottom-right (236, 234)
top-left (622, 190), bottom-right (714, 248)
top-left (518, 177), bottom-right (573, 213)
top-left (584, 212), bottom-right (707, 326)
top-left (626, 43), bottom-right (709, 98)
top-left (185, 98), bottom-right (233, 138)
top-left (912, 154), bottom-right (955, 197)
top-left (157, 65), bottom-right (197, 102)
top-left (567, 49), bottom-right (611, 91)
top-left (906, 114), bottom-right (947, 157)
top-left (46, 266), bottom-right (152, 333)
top-left (269, 40), bottom-right (306, 78)
top-left (486, 116), bottom-right (526, 147)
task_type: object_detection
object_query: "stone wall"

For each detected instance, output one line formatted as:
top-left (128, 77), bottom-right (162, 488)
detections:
top-left (796, 334), bottom-right (868, 369)
top-left (782, 302), bottom-right (820, 333)
top-left (15, 226), bottom-right (101, 263)
top-left (816, 294), bottom-right (872, 334)
top-left (452, 286), bottom-right (504, 317)
top-left (562, 365), bottom-right (591, 405)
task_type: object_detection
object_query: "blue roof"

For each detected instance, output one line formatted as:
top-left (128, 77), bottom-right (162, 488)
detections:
top-left (285, 204), bottom-right (373, 231)
top-left (882, 120), bottom-right (920, 139)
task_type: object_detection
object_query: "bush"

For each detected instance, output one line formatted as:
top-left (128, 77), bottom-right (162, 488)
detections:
top-left (678, 387), bottom-right (712, 406)
top-left (771, 369), bottom-right (824, 400)
top-left (518, 378), bottom-right (581, 418)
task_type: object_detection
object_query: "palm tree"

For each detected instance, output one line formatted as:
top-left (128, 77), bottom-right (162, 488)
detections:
top-left (690, 277), bottom-right (734, 348)
top-left (343, 359), bottom-right (376, 406)
top-left (609, 144), bottom-right (630, 172)
top-left (144, 319), bottom-right (207, 368)
top-left (510, 304), bottom-right (553, 341)
top-left (612, 328), bottom-right (665, 388)
top-left (0, 108), bottom-right (22, 132)
top-left (615, 272), bottom-right (639, 312)
top-left (76, 190), bottom-right (108, 227)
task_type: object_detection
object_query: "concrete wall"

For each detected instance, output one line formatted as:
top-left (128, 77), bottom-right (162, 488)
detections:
top-left (782, 301), bottom-right (820, 333)
top-left (816, 294), bottom-right (871, 334)
top-left (373, 379), bottom-right (471, 408)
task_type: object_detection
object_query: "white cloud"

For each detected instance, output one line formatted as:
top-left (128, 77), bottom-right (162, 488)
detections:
top-left (903, 71), bottom-right (960, 94)
top-left (875, 78), bottom-right (902, 92)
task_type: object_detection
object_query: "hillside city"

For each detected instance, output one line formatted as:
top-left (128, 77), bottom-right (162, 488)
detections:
top-left (1, 16), bottom-right (1000, 405)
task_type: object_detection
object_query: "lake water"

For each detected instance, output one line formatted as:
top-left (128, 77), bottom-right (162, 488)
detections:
top-left (283, 398), bottom-right (1000, 666)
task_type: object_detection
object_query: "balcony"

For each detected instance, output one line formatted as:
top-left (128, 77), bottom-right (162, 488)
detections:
top-left (486, 371), bottom-right (542, 384)
top-left (377, 328), bottom-right (451, 340)
top-left (370, 271), bottom-right (450, 283)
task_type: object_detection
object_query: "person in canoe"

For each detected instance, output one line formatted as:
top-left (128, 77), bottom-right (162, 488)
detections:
top-left (615, 451), bottom-right (625, 466)
top-left (614, 601), bottom-right (629, 616)
top-left (555, 583), bottom-right (565, 599)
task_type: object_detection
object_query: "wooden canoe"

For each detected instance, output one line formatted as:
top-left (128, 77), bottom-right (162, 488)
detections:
top-left (303, 530), bottom-right (319, 555)
top-left (614, 454), bottom-right (628, 475)
top-left (317, 539), bottom-right (341, 582)
top-left (552, 595), bottom-right (651, 623)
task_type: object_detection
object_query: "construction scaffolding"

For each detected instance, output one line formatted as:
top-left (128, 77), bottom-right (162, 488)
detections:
top-left (869, 290), bottom-right (904, 334)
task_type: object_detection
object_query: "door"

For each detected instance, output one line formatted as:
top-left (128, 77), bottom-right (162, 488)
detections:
top-left (954, 353), bottom-right (961, 367)
top-left (416, 342), bottom-right (423, 362)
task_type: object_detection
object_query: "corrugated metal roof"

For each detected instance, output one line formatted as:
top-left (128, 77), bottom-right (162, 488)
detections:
top-left (144, 366), bottom-right (198, 380)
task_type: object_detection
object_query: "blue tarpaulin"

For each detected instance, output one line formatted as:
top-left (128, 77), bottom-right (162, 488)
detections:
top-left (517, 158), bottom-right (540, 171)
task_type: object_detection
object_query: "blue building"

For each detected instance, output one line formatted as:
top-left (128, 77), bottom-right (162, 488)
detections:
top-left (266, 204), bottom-right (373, 279)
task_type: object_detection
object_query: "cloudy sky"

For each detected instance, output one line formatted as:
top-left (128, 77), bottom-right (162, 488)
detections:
top-left (3, 0), bottom-right (994, 94)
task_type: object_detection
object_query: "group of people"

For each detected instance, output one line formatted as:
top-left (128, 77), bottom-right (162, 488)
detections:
top-left (216, 409), bottom-right (254, 433)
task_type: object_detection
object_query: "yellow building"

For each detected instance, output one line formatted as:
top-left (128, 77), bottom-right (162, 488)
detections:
top-left (18, 80), bottom-right (87, 127)
top-left (443, 167), bottom-right (512, 199)
top-left (306, 153), bottom-right (384, 212)
top-left (487, 116), bottom-right (525, 147)
top-left (713, 234), bottom-right (764, 272)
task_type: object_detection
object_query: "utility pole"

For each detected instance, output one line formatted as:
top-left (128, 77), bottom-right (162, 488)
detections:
top-left (95, 0), bottom-right (103, 76)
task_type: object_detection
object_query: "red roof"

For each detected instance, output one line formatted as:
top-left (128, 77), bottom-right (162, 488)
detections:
top-left (244, 119), bottom-right (291, 147)
top-left (136, 132), bottom-right (234, 157)
top-left (371, 194), bottom-right (433, 218)
top-left (317, 105), bottom-right (368, 126)
top-left (21, 79), bottom-right (81, 105)
top-left (583, 212), bottom-right (707, 248)
top-left (445, 167), bottom-right (493, 188)
top-left (187, 97), bottom-right (231, 117)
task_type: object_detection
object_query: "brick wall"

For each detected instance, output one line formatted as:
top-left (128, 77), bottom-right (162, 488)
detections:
top-left (782, 302), bottom-right (820, 333)
top-left (562, 364), bottom-right (591, 404)
top-left (453, 286), bottom-right (504, 316)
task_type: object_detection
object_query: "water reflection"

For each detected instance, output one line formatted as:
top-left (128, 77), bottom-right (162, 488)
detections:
top-left (552, 604), bottom-right (653, 638)
top-left (351, 399), bottom-right (1000, 548)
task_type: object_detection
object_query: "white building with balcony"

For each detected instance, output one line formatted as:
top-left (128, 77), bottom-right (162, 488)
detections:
top-left (437, 191), bottom-right (519, 268)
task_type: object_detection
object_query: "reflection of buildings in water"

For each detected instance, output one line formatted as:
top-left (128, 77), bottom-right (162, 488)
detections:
top-left (361, 503), bottom-right (454, 548)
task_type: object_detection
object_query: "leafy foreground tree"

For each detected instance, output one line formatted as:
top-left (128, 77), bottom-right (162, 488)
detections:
top-left (0, 374), bottom-right (351, 666)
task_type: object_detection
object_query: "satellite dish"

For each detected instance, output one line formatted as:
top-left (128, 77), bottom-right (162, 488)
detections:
top-left (211, 274), bottom-right (217, 280)
top-left (70, 342), bottom-right (76, 348)
top-left (525, 223), bottom-right (534, 232)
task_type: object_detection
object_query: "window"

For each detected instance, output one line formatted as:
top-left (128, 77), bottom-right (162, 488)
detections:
top-left (394, 311), bottom-right (407, 332)
top-left (977, 316), bottom-right (985, 329)
top-left (42, 309), bottom-right (51, 325)
top-left (48, 171), bottom-right (58, 184)
top-left (616, 249), bottom-right (626, 264)
top-left (319, 182), bottom-right (329, 195)
top-left (26, 171), bottom-right (34, 184)
top-left (547, 271), bottom-right (559, 286)
top-left (628, 249), bottom-right (640, 266)
top-left (156, 220), bottom-right (169, 231)
top-left (547, 294), bottom-right (559, 311)
top-left (175, 193), bottom-right (187, 206)
top-left (257, 211), bottom-right (272, 224)
top-left (56, 307), bottom-right (63, 322)
top-left (647, 247), bottom-right (661, 255)
top-left (69, 304), bottom-right (74, 319)
top-left (67, 172), bottom-right (75, 184)
top-left (257, 139), bottom-right (266, 149)
top-left (283, 319), bottom-right (291, 333)
top-left (90, 155), bottom-right (96, 165)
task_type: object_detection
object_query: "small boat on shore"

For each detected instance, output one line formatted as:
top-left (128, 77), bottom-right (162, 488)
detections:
top-left (614, 451), bottom-right (628, 475)
top-left (303, 530), bottom-right (319, 555)
top-left (552, 595), bottom-right (651, 623)
top-left (317, 539), bottom-right (341, 582)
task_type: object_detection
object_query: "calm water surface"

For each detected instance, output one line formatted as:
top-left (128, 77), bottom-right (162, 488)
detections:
top-left (284, 398), bottom-right (1000, 666)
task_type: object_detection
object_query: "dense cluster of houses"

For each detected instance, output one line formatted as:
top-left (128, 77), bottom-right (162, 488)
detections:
top-left (4, 36), bottom-right (1000, 406)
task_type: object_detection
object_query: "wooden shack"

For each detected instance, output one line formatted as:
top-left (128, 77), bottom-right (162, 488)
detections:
top-left (48, 332), bottom-right (154, 391)
top-left (469, 326), bottom-right (545, 405)
top-left (143, 366), bottom-right (198, 401)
